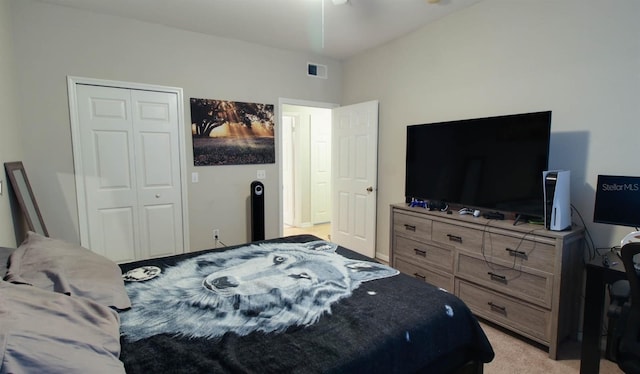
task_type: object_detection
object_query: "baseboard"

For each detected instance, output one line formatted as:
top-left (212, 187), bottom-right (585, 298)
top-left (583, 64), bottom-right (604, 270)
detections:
top-left (376, 252), bottom-right (389, 264)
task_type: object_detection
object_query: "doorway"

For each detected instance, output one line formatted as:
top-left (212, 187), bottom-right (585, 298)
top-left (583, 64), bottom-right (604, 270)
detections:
top-left (281, 103), bottom-right (332, 241)
top-left (278, 98), bottom-right (379, 258)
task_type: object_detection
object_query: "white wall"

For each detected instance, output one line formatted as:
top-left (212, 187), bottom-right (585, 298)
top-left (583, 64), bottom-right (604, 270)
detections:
top-left (8, 0), bottom-right (342, 249)
top-left (343, 0), bottom-right (640, 258)
top-left (0, 0), bottom-right (24, 247)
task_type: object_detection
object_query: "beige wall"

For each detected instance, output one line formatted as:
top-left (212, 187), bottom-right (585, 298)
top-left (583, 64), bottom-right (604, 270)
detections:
top-left (7, 0), bottom-right (342, 249)
top-left (0, 0), bottom-right (23, 247)
top-left (342, 0), bottom-right (640, 257)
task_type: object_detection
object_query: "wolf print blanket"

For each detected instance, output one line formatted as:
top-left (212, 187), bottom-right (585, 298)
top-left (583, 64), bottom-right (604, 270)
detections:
top-left (120, 240), bottom-right (399, 341)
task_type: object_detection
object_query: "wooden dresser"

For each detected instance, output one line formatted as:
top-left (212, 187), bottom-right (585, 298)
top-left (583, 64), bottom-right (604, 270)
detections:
top-left (389, 203), bottom-right (584, 359)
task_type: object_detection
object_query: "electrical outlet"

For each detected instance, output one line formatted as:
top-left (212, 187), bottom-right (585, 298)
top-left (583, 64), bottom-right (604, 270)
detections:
top-left (213, 229), bottom-right (220, 240)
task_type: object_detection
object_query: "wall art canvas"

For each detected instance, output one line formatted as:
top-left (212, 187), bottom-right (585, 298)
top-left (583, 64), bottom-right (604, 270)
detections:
top-left (191, 98), bottom-right (275, 166)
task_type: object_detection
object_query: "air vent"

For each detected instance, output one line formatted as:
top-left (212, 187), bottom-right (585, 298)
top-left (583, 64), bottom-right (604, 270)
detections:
top-left (307, 63), bottom-right (328, 79)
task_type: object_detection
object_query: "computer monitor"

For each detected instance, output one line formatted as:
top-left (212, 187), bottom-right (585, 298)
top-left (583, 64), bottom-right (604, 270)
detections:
top-left (593, 175), bottom-right (640, 246)
top-left (593, 175), bottom-right (640, 228)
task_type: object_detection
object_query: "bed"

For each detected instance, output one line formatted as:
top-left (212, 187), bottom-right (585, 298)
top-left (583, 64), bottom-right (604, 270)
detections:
top-left (1, 232), bottom-right (494, 373)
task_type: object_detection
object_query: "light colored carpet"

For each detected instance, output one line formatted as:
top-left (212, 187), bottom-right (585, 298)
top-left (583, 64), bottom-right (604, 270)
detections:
top-left (480, 321), bottom-right (623, 373)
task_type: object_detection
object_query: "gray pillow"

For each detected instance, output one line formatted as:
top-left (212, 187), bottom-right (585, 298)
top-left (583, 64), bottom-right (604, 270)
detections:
top-left (0, 280), bottom-right (125, 374)
top-left (3, 232), bottom-right (131, 310)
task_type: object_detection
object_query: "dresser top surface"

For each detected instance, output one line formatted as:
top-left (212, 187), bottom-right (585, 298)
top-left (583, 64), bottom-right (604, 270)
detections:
top-left (391, 203), bottom-right (584, 240)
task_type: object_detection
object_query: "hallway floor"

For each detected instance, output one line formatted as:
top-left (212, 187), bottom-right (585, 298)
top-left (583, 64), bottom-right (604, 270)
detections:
top-left (283, 223), bottom-right (331, 241)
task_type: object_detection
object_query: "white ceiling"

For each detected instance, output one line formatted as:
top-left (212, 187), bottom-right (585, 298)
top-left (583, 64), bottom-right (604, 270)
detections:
top-left (34, 0), bottom-right (483, 60)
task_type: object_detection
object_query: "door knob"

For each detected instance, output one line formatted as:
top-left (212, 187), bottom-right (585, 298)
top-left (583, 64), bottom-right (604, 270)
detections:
top-left (155, 194), bottom-right (161, 198)
top-left (366, 186), bottom-right (374, 192)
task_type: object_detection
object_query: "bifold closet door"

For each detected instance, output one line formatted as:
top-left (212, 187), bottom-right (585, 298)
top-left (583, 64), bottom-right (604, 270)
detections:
top-left (76, 85), bottom-right (183, 263)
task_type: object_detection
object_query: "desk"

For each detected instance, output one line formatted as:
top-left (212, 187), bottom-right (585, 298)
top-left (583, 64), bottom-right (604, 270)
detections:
top-left (580, 251), bottom-right (626, 374)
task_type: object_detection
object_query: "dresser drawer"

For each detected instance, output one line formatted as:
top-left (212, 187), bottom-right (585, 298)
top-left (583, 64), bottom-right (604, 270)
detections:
top-left (393, 212), bottom-right (432, 242)
top-left (456, 253), bottom-right (553, 307)
top-left (433, 220), bottom-right (555, 273)
top-left (432, 221), bottom-right (483, 251)
top-left (395, 257), bottom-right (453, 292)
top-left (457, 279), bottom-right (550, 343)
top-left (394, 236), bottom-right (453, 272)
top-left (476, 232), bottom-right (555, 273)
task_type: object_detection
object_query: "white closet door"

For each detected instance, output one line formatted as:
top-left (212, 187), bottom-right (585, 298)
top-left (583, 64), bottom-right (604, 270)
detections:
top-left (131, 90), bottom-right (183, 259)
top-left (76, 84), bottom-right (183, 262)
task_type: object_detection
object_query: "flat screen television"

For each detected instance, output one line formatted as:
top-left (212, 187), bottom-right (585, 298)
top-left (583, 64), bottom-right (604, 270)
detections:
top-left (405, 111), bottom-right (552, 219)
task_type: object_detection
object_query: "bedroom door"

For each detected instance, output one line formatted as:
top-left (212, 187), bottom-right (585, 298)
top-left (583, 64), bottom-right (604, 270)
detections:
top-left (73, 83), bottom-right (185, 263)
top-left (331, 100), bottom-right (379, 258)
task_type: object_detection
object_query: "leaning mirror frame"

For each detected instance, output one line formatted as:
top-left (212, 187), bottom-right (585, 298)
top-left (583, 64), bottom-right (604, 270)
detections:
top-left (4, 161), bottom-right (48, 237)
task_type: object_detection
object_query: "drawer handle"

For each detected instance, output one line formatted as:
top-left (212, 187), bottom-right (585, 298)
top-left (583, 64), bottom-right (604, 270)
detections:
top-left (404, 224), bottom-right (416, 232)
top-left (413, 248), bottom-right (427, 257)
top-left (447, 234), bottom-right (462, 243)
top-left (488, 272), bottom-right (508, 284)
top-left (488, 302), bottom-right (507, 314)
top-left (506, 248), bottom-right (528, 260)
top-left (413, 273), bottom-right (426, 281)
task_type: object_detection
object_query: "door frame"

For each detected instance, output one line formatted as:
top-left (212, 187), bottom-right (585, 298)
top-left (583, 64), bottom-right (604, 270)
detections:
top-left (277, 98), bottom-right (337, 237)
top-left (281, 112), bottom-right (303, 228)
top-left (67, 76), bottom-right (190, 251)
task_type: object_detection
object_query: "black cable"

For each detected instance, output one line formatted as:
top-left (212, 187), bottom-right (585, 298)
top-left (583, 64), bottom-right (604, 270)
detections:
top-left (479, 219), bottom-right (540, 280)
top-left (571, 204), bottom-right (597, 262)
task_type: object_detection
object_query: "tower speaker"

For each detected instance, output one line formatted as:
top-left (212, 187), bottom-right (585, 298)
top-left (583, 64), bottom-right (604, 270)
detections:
top-left (543, 170), bottom-right (571, 231)
top-left (251, 181), bottom-right (265, 241)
